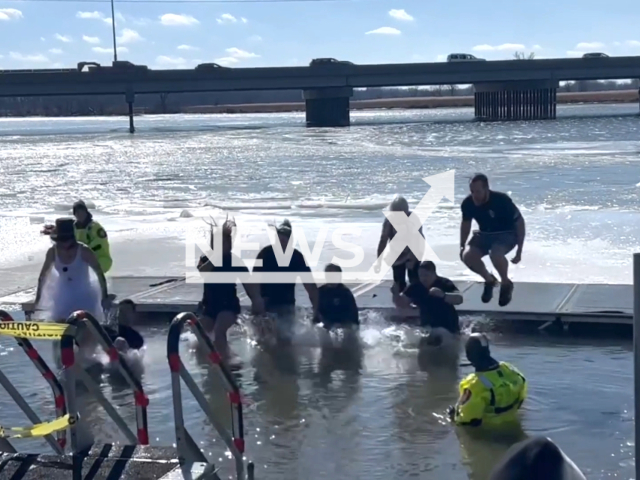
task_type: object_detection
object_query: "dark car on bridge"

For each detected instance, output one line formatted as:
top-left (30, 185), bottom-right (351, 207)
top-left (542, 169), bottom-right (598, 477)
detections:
top-left (582, 52), bottom-right (609, 58)
top-left (195, 63), bottom-right (231, 70)
top-left (309, 58), bottom-right (355, 67)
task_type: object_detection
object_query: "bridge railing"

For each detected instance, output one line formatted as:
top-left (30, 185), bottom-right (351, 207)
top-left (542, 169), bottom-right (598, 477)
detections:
top-left (167, 312), bottom-right (254, 480)
top-left (0, 310), bottom-right (68, 455)
top-left (60, 310), bottom-right (150, 452)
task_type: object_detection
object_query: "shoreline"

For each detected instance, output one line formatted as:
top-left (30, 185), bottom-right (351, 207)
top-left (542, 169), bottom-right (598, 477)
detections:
top-left (183, 89), bottom-right (639, 115)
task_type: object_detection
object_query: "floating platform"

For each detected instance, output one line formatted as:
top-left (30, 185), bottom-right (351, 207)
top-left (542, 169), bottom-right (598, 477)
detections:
top-left (0, 276), bottom-right (633, 325)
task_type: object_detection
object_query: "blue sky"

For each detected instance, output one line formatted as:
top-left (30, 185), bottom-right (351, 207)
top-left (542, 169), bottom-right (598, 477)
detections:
top-left (1, 0), bottom-right (639, 69)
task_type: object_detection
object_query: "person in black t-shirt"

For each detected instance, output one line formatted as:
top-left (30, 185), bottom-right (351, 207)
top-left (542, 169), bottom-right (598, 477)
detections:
top-left (392, 261), bottom-right (463, 336)
top-left (253, 219), bottom-right (319, 340)
top-left (459, 173), bottom-right (525, 307)
top-left (314, 263), bottom-right (359, 330)
top-left (198, 219), bottom-right (264, 357)
top-left (376, 195), bottom-right (424, 292)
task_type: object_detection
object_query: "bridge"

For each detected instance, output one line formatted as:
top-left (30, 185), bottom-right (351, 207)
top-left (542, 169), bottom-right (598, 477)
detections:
top-left (0, 56), bottom-right (639, 130)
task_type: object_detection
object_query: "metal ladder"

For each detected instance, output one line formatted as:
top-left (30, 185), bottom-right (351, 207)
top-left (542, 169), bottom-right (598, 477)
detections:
top-left (0, 309), bottom-right (150, 456)
top-left (167, 312), bottom-right (255, 480)
top-left (0, 310), bottom-right (69, 455)
top-left (59, 310), bottom-right (150, 452)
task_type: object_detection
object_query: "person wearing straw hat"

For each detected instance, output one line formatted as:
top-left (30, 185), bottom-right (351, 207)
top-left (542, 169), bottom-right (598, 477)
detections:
top-left (34, 218), bottom-right (110, 324)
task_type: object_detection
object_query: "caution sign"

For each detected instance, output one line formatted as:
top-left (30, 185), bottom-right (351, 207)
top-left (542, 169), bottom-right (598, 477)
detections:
top-left (0, 322), bottom-right (74, 340)
top-left (0, 414), bottom-right (74, 439)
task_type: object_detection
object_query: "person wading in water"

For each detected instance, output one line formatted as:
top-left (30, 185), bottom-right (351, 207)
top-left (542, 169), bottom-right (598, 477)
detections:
top-left (253, 219), bottom-right (319, 343)
top-left (197, 219), bottom-right (265, 358)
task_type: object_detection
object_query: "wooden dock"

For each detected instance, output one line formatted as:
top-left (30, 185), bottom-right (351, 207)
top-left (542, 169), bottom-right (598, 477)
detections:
top-left (0, 276), bottom-right (633, 325)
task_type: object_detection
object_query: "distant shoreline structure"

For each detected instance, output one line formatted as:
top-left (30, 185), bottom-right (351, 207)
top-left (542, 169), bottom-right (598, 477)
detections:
top-left (183, 89), bottom-right (639, 115)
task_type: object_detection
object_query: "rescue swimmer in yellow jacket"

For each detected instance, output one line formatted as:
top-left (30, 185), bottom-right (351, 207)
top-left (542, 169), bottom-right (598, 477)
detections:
top-left (42, 200), bottom-right (113, 274)
top-left (448, 333), bottom-right (527, 427)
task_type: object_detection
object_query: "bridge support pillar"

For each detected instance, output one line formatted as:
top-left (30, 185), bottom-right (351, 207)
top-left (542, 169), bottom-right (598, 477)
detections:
top-left (302, 87), bottom-right (353, 127)
top-left (473, 80), bottom-right (559, 121)
top-left (125, 90), bottom-right (135, 134)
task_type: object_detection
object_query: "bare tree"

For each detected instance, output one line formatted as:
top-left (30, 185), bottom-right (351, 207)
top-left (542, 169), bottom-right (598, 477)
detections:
top-left (513, 51), bottom-right (536, 60)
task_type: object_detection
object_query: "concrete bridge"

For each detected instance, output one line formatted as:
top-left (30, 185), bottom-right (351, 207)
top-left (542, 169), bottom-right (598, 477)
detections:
top-left (0, 56), bottom-right (639, 130)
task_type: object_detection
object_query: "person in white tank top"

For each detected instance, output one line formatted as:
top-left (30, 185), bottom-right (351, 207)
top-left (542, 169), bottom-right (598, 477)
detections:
top-left (34, 217), bottom-right (109, 323)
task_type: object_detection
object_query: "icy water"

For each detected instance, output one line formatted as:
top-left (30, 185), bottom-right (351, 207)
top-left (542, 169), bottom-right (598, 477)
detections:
top-left (0, 104), bottom-right (638, 479)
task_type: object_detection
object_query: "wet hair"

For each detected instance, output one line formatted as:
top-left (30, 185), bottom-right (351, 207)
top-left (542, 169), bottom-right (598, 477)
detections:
top-left (325, 263), bottom-right (342, 272)
top-left (418, 261), bottom-right (436, 272)
top-left (470, 173), bottom-right (489, 187)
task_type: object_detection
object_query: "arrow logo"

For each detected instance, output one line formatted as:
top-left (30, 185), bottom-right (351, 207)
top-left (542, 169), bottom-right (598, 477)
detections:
top-left (365, 169), bottom-right (455, 282)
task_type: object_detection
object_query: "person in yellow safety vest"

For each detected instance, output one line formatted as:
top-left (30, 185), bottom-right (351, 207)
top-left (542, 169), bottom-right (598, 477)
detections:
top-left (448, 333), bottom-right (527, 427)
top-left (72, 200), bottom-right (113, 274)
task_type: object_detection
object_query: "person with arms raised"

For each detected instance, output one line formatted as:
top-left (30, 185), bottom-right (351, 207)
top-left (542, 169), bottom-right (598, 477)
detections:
top-left (460, 174), bottom-right (525, 307)
top-left (253, 219), bottom-right (319, 342)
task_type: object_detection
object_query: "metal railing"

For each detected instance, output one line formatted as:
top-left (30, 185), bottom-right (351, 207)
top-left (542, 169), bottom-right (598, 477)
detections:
top-left (0, 310), bottom-right (68, 451)
top-left (167, 312), bottom-right (255, 480)
top-left (60, 310), bottom-right (150, 452)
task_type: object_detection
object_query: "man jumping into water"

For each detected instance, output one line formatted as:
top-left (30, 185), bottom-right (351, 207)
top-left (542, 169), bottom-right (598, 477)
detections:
top-left (460, 174), bottom-right (525, 307)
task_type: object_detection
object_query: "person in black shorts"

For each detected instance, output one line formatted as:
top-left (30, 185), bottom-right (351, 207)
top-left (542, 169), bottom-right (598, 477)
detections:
top-left (392, 261), bottom-right (463, 337)
top-left (376, 195), bottom-right (424, 292)
top-left (314, 263), bottom-right (359, 330)
top-left (253, 219), bottom-right (319, 340)
top-left (198, 219), bottom-right (264, 357)
top-left (459, 174), bottom-right (525, 307)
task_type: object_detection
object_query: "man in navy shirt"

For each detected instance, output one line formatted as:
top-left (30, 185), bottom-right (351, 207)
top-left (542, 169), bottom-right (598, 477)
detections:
top-left (459, 174), bottom-right (525, 307)
top-left (253, 220), bottom-right (319, 342)
top-left (314, 263), bottom-right (359, 330)
top-left (392, 261), bottom-right (463, 336)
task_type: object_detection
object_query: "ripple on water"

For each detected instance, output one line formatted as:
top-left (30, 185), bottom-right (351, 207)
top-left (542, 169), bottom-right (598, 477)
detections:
top-left (0, 313), bottom-right (634, 479)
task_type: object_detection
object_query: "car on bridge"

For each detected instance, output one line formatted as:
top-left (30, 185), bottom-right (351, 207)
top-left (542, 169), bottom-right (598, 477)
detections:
top-left (446, 53), bottom-right (486, 62)
top-left (195, 63), bottom-right (230, 70)
top-left (582, 52), bottom-right (609, 58)
top-left (309, 58), bottom-right (355, 67)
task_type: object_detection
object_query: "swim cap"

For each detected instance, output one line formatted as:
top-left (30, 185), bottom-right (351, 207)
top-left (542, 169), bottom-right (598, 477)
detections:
top-left (465, 332), bottom-right (490, 363)
top-left (389, 195), bottom-right (409, 213)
